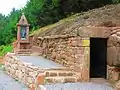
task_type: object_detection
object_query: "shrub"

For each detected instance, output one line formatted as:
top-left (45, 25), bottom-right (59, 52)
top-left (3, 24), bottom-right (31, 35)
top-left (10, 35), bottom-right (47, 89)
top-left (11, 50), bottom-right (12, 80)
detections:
top-left (0, 45), bottom-right (13, 56)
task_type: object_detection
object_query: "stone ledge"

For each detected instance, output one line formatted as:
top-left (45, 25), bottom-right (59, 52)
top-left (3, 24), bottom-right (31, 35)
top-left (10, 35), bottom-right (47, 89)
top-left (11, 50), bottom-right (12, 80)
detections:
top-left (37, 35), bottom-right (76, 40)
top-left (45, 76), bottom-right (77, 84)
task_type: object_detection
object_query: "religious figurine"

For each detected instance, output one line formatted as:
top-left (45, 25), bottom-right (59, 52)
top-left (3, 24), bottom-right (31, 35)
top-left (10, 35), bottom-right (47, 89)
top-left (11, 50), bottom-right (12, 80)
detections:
top-left (20, 26), bottom-right (26, 40)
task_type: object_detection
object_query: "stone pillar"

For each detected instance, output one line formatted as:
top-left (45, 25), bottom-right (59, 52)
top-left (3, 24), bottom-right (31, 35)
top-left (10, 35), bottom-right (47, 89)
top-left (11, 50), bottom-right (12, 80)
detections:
top-left (81, 39), bottom-right (90, 81)
top-left (17, 26), bottom-right (21, 41)
top-left (69, 37), bottom-right (90, 82)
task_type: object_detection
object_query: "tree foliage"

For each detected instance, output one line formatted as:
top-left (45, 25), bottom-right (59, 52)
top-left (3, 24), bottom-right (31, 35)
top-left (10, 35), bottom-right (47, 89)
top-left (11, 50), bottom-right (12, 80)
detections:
top-left (0, 0), bottom-right (118, 46)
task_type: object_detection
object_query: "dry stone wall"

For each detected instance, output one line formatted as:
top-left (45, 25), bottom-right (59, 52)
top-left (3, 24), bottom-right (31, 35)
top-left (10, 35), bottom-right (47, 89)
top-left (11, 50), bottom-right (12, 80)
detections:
top-left (107, 65), bottom-right (120, 81)
top-left (4, 53), bottom-right (45, 88)
top-left (30, 26), bottom-right (120, 89)
top-left (32, 35), bottom-right (90, 81)
top-left (107, 28), bottom-right (120, 88)
top-left (4, 53), bottom-right (79, 90)
top-left (107, 32), bottom-right (120, 66)
top-left (115, 80), bottom-right (120, 90)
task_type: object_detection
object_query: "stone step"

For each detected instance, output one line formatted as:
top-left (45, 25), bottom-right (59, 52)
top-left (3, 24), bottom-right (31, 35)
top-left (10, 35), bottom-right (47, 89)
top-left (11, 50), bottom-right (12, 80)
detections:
top-left (17, 51), bottom-right (32, 56)
top-left (17, 49), bottom-right (32, 54)
top-left (17, 52), bottom-right (31, 54)
top-left (17, 54), bottom-right (31, 56)
top-left (45, 76), bottom-right (77, 84)
top-left (45, 70), bottom-right (75, 77)
top-left (17, 51), bottom-right (31, 54)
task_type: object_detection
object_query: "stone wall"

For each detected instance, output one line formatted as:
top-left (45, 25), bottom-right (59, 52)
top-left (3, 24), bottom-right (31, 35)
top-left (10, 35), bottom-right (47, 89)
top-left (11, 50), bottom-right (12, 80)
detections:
top-left (107, 65), bottom-right (120, 90)
top-left (30, 26), bottom-right (120, 89)
top-left (115, 80), bottom-right (120, 90)
top-left (4, 53), bottom-right (80, 90)
top-left (4, 53), bottom-right (45, 88)
top-left (106, 29), bottom-right (120, 87)
top-left (107, 65), bottom-right (120, 81)
top-left (30, 27), bottom-right (120, 83)
top-left (32, 35), bottom-right (90, 81)
top-left (107, 34), bottom-right (120, 66)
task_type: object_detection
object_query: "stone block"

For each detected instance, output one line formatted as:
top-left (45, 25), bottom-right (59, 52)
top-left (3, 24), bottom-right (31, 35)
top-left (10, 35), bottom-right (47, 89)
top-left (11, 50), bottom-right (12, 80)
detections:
top-left (82, 39), bottom-right (90, 46)
top-left (36, 73), bottom-right (45, 85)
top-left (45, 78), bottom-right (54, 84)
top-left (58, 72), bottom-right (67, 76)
top-left (107, 65), bottom-right (120, 81)
top-left (107, 46), bottom-right (117, 66)
top-left (115, 80), bottom-right (120, 90)
top-left (45, 72), bottom-right (49, 77)
top-left (64, 77), bottom-right (76, 83)
top-left (81, 69), bottom-right (89, 81)
top-left (54, 77), bottom-right (64, 83)
top-left (21, 68), bottom-right (26, 73)
top-left (29, 84), bottom-right (36, 90)
top-left (49, 72), bottom-right (57, 77)
top-left (67, 73), bottom-right (74, 76)
top-left (18, 71), bottom-right (23, 81)
top-left (28, 77), bottom-right (34, 84)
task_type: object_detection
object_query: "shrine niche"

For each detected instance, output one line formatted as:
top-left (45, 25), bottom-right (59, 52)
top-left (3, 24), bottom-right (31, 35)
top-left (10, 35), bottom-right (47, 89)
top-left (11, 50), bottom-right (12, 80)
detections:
top-left (13, 13), bottom-right (31, 54)
top-left (20, 26), bottom-right (27, 40)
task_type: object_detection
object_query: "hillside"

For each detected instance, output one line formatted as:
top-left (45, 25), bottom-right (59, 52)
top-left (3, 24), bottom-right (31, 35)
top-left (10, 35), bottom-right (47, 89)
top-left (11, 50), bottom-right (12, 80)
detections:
top-left (31, 4), bottom-right (120, 37)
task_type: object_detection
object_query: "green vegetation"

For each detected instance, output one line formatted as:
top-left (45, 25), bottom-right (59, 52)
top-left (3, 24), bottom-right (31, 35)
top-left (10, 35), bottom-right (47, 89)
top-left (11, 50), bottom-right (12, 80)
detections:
top-left (0, 0), bottom-right (119, 56)
top-left (0, 45), bottom-right (13, 56)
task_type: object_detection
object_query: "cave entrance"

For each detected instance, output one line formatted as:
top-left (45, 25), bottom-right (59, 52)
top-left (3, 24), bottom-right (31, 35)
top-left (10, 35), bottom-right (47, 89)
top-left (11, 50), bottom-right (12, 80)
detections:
top-left (90, 38), bottom-right (107, 78)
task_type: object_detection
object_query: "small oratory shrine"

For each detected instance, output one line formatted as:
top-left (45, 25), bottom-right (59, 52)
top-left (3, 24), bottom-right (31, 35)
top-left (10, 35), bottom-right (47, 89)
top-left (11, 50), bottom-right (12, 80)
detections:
top-left (13, 13), bottom-right (31, 54)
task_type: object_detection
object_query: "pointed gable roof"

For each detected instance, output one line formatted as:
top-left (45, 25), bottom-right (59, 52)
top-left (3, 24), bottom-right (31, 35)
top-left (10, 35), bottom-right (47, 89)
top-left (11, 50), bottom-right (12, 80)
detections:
top-left (17, 13), bottom-right (29, 26)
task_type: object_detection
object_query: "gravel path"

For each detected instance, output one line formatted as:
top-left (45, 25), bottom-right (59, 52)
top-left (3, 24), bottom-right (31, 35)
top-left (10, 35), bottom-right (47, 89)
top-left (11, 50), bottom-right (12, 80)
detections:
top-left (44, 82), bottom-right (114, 90)
top-left (0, 70), bottom-right (28, 90)
top-left (18, 56), bottom-right (63, 69)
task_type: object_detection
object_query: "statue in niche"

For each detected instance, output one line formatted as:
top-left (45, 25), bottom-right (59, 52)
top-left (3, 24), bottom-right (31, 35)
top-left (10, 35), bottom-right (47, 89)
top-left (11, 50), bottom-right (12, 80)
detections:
top-left (20, 26), bottom-right (26, 40)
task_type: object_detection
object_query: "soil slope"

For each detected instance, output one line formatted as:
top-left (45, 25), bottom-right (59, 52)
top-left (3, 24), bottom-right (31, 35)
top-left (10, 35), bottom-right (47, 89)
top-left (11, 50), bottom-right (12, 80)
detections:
top-left (31, 4), bottom-right (120, 37)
